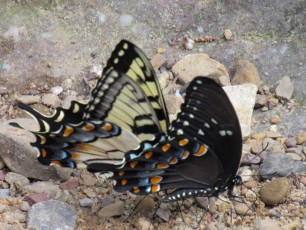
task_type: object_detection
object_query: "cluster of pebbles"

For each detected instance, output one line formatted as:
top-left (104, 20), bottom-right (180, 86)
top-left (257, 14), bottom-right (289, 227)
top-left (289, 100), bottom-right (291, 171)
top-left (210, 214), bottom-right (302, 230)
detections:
top-left (0, 48), bottom-right (305, 230)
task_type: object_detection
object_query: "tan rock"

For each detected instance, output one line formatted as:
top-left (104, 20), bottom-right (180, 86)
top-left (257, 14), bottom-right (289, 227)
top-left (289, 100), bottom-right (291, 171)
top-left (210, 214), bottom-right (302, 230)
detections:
top-left (172, 53), bottom-right (229, 84)
top-left (232, 59), bottom-right (261, 88)
top-left (224, 29), bottom-right (233, 40)
top-left (296, 132), bottom-right (306, 144)
top-left (150, 53), bottom-right (166, 69)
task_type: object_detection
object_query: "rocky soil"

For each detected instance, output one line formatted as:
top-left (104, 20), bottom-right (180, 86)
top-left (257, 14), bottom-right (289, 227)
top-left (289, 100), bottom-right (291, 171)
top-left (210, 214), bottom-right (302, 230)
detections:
top-left (0, 1), bottom-right (305, 230)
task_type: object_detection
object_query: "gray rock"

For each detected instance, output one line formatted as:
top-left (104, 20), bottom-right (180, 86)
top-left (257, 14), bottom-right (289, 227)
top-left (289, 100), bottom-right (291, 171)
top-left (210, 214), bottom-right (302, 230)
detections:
top-left (20, 201), bottom-right (31, 211)
top-left (79, 198), bottom-right (94, 207)
top-left (223, 84), bottom-right (257, 137)
top-left (262, 138), bottom-right (286, 153)
top-left (234, 203), bottom-right (254, 215)
top-left (275, 76), bottom-right (293, 101)
top-left (132, 217), bottom-right (153, 230)
top-left (27, 200), bottom-right (77, 230)
top-left (134, 197), bottom-right (155, 217)
top-left (241, 153), bottom-right (261, 165)
top-left (0, 189), bottom-right (10, 198)
top-left (23, 181), bottom-right (61, 199)
top-left (172, 53), bottom-right (229, 84)
top-left (5, 172), bottom-right (29, 190)
top-left (254, 218), bottom-right (281, 230)
top-left (259, 153), bottom-right (306, 179)
top-left (61, 79), bottom-right (73, 90)
top-left (98, 201), bottom-right (124, 217)
top-left (101, 197), bottom-right (114, 208)
top-left (0, 119), bottom-right (72, 181)
top-left (156, 208), bottom-right (171, 222)
top-left (17, 95), bottom-right (40, 105)
top-left (259, 177), bottom-right (291, 205)
top-left (255, 94), bottom-right (268, 109)
top-left (13, 209), bottom-right (27, 223)
top-left (0, 86), bottom-right (8, 95)
top-left (41, 93), bottom-right (61, 108)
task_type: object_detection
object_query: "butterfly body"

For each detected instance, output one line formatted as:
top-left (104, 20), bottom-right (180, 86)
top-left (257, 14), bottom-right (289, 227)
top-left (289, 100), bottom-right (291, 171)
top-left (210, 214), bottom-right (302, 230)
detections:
top-left (12, 40), bottom-right (242, 203)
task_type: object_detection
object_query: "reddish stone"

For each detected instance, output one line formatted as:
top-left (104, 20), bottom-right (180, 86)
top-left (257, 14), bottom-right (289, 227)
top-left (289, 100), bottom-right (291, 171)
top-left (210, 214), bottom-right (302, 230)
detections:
top-left (25, 193), bottom-right (49, 205)
top-left (0, 171), bottom-right (5, 181)
top-left (59, 178), bottom-right (80, 191)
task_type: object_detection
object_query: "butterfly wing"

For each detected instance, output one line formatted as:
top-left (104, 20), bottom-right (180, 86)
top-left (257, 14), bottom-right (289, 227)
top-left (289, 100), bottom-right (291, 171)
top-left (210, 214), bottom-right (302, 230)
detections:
top-left (110, 77), bottom-right (242, 200)
top-left (84, 40), bottom-right (169, 140)
top-left (11, 40), bottom-right (169, 170)
top-left (169, 77), bottom-right (242, 185)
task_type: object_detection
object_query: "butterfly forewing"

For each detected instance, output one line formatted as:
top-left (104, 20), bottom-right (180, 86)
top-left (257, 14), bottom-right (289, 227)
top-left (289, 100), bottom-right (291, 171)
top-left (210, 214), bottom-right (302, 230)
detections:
top-left (84, 40), bottom-right (169, 140)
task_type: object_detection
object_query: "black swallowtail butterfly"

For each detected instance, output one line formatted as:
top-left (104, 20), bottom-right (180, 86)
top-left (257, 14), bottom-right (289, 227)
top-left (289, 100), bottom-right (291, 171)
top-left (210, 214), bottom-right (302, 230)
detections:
top-left (11, 40), bottom-right (242, 203)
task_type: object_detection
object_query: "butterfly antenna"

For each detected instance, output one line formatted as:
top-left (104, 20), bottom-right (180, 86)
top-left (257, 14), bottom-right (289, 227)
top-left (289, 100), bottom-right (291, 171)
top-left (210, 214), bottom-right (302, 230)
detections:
top-left (176, 200), bottom-right (185, 223)
top-left (124, 195), bottom-right (148, 222)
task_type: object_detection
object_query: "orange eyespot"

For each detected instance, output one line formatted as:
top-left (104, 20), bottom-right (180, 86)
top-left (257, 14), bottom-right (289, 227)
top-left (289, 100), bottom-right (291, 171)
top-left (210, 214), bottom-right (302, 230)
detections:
top-left (39, 135), bottom-right (47, 144)
top-left (182, 151), bottom-right (189, 159)
top-left (170, 158), bottom-right (178, 165)
top-left (161, 144), bottom-right (171, 152)
top-left (151, 184), bottom-right (160, 193)
top-left (144, 151), bottom-right (153, 159)
top-left (82, 124), bottom-right (95, 132)
top-left (51, 161), bottom-right (63, 167)
top-left (121, 179), bottom-right (127, 186)
top-left (156, 163), bottom-right (168, 169)
top-left (179, 138), bottom-right (189, 146)
top-left (102, 123), bottom-right (113, 132)
top-left (150, 176), bottom-right (162, 184)
top-left (194, 145), bottom-right (207, 156)
top-left (41, 149), bottom-right (47, 158)
top-left (63, 127), bottom-right (74, 137)
top-left (133, 187), bottom-right (140, 193)
top-left (129, 161), bottom-right (138, 168)
top-left (118, 171), bottom-right (125, 176)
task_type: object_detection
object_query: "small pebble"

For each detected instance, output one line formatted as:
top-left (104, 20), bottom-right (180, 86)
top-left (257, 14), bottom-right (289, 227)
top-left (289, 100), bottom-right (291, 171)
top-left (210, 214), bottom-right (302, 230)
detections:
top-left (0, 170), bottom-right (6, 181)
top-left (98, 201), bottom-right (124, 217)
top-left (81, 173), bottom-right (97, 186)
top-left (13, 210), bottom-right (27, 223)
top-left (156, 208), bottom-right (171, 222)
top-left (270, 117), bottom-right (280, 124)
top-left (17, 95), bottom-right (40, 105)
top-left (20, 201), bottom-right (31, 211)
top-left (101, 197), bottom-right (114, 208)
top-left (79, 198), bottom-right (94, 207)
top-left (285, 137), bottom-right (297, 148)
top-left (259, 177), bottom-right (291, 205)
top-left (119, 14), bottom-right (133, 27)
top-left (41, 94), bottom-right (61, 108)
top-left (296, 132), bottom-right (306, 145)
top-left (224, 29), bottom-right (233, 40)
top-left (234, 203), bottom-right (253, 215)
top-left (0, 189), bottom-right (10, 198)
top-left (25, 193), bottom-right (49, 205)
top-left (150, 53), bottom-right (167, 69)
top-left (51, 86), bottom-right (63, 96)
top-left (61, 79), bottom-right (73, 90)
top-left (261, 106), bottom-right (268, 112)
